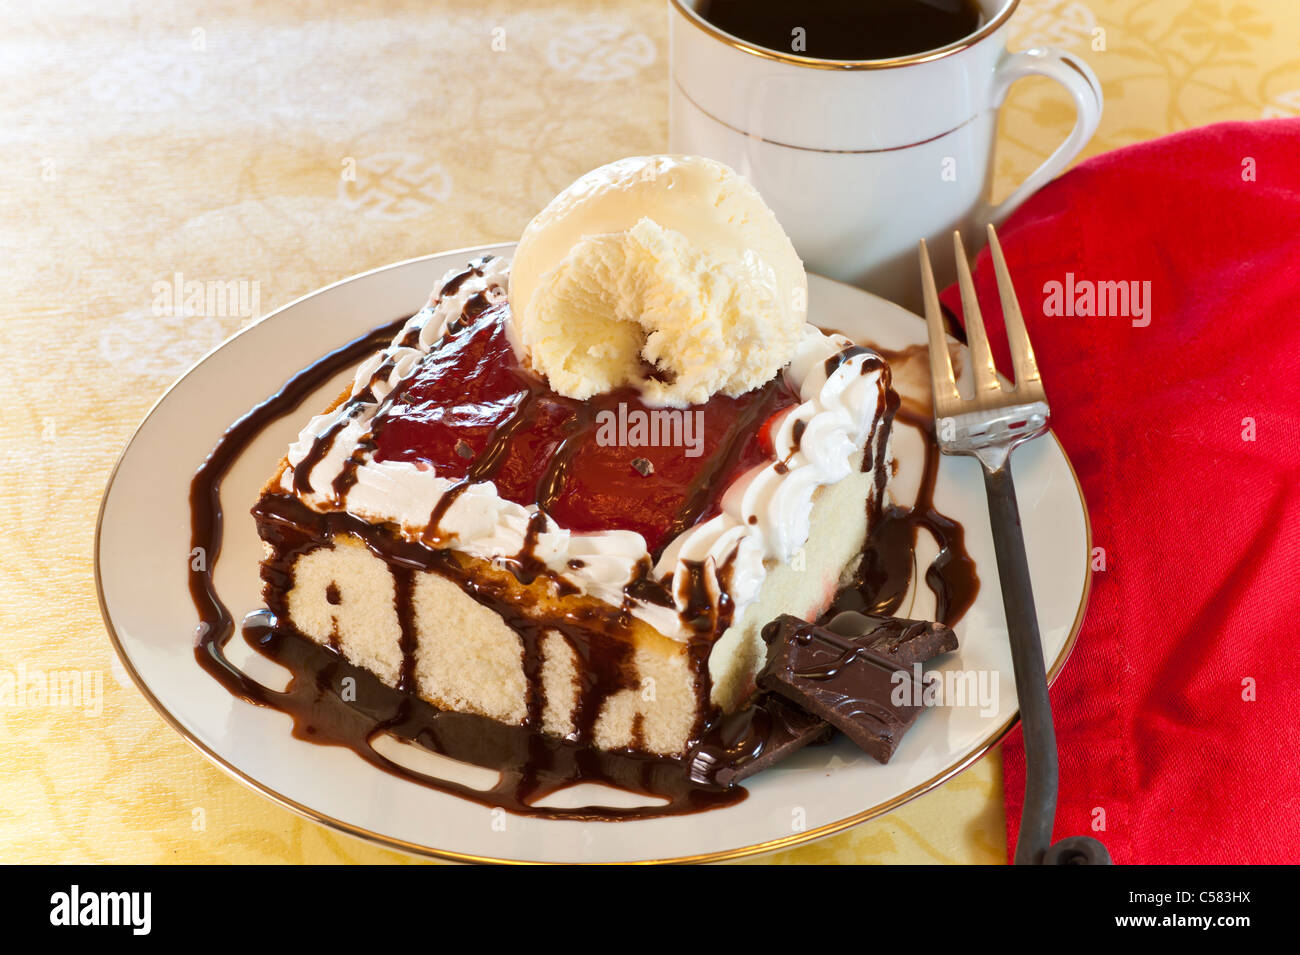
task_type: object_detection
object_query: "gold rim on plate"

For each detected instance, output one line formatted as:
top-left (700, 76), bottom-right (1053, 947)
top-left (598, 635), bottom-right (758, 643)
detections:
top-left (94, 245), bottom-right (1091, 865)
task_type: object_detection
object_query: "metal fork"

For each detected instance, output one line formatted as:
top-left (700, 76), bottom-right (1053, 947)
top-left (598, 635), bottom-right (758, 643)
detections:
top-left (919, 225), bottom-right (1110, 866)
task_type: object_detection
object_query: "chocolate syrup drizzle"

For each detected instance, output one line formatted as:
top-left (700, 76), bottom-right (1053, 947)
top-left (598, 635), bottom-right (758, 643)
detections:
top-left (189, 315), bottom-right (737, 819)
top-left (423, 386), bottom-right (540, 545)
top-left (188, 300), bottom-right (977, 820)
top-left (829, 344), bottom-right (980, 626)
top-left (249, 492), bottom-right (736, 817)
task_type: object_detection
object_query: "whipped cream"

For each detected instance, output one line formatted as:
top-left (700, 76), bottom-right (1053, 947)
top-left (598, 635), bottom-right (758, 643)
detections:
top-left (281, 256), bottom-right (890, 642)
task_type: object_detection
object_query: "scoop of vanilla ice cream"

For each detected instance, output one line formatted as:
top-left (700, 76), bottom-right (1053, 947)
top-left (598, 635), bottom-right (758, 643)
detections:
top-left (508, 155), bottom-right (807, 407)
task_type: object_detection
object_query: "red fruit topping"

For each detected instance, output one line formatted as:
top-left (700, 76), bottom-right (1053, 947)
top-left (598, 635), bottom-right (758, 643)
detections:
top-left (756, 406), bottom-right (794, 459)
top-left (372, 304), bottom-right (798, 555)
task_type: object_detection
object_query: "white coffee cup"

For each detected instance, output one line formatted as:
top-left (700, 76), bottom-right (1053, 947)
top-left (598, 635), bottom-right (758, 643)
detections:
top-left (668, 0), bottom-right (1102, 308)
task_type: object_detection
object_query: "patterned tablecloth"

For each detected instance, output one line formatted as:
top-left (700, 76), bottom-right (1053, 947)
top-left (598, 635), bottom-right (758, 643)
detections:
top-left (3, 0), bottom-right (1296, 864)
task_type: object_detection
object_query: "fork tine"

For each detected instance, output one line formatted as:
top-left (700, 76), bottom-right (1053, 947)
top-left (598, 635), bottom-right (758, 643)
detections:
top-left (918, 238), bottom-right (962, 417)
top-left (986, 224), bottom-right (1045, 402)
top-left (953, 230), bottom-right (1002, 398)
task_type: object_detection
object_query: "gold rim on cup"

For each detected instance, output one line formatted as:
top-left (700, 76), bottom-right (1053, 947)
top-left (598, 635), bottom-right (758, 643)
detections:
top-left (669, 0), bottom-right (1022, 71)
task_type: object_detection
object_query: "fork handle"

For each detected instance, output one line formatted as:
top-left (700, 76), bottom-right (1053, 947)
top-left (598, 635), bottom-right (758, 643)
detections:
top-left (982, 462), bottom-right (1060, 865)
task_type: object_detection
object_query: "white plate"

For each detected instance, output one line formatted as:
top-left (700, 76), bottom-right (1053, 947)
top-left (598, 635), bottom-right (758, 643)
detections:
top-left (96, 243), bottom-right (1090, 864)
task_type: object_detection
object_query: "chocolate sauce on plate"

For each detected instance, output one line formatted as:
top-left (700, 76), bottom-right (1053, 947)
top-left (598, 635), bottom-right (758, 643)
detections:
top-left (187, 302), bottom-right (977, 819)
top-left (188, 316), bottom-right (739, 819)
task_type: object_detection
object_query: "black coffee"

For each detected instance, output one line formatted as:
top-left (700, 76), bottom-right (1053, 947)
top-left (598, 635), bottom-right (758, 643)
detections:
top-left (696, 0), bottom-right (985, 61)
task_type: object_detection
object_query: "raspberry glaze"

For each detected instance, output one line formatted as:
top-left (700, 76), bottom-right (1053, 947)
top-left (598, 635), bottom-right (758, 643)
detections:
top-left (370, 302), bottom-right (798, 555)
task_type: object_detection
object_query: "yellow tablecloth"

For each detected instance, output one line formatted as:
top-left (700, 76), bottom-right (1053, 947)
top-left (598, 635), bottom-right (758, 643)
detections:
top-left (3, 0), bottom-right (1297, 864)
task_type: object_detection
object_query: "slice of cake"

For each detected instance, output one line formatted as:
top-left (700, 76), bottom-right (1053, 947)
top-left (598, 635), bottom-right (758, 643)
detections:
top-left (253, 156), bottom-right (899, 758)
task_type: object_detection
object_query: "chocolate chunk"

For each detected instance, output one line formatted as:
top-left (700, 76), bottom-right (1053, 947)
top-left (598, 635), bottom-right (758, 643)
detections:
top-left (686, 613), bottom-right (959, 785)
top-left (822, 611), bottom-right (958, 667)
top-left (687, 694), bottom-right (831, 789)
top-left (758, 615), bottom-right (931, 764)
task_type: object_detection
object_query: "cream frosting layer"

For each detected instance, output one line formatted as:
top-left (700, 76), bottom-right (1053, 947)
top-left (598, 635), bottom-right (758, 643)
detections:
top-left (279, 256), bottom-right (891, 642)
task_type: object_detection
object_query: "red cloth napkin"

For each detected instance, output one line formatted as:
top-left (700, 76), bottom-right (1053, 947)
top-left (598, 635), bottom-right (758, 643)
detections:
top-left (938, 119), bottom-right (1300, 864)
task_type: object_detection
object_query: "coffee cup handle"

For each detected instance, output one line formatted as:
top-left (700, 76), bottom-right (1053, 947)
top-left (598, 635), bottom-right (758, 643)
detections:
top-left (981, 48), bottom-right (1103, 225)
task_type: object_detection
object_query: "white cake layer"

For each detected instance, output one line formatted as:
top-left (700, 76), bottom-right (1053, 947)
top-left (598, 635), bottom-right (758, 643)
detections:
top-left (277, 444), bottom-right (884, 756)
